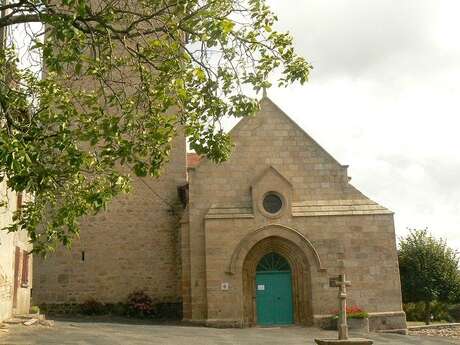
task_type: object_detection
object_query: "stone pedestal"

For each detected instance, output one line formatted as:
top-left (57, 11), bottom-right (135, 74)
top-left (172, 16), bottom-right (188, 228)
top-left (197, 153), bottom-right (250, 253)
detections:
top-left (314, 338), bottom-right (373, 345)
top-left (348, 318), bottom-right (369, 332)
top-left (318, 275), bottom-right (373, 345)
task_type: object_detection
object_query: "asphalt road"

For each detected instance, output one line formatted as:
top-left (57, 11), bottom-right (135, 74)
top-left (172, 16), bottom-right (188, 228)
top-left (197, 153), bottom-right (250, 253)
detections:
top-left (1, 319), bottom-right (459, 345)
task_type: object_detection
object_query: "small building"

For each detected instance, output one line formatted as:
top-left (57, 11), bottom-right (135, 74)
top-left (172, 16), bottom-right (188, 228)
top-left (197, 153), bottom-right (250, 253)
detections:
top-left (0, 184), bottom-right (32, 322)
top-left (34, 96), bottom-right (406, 331)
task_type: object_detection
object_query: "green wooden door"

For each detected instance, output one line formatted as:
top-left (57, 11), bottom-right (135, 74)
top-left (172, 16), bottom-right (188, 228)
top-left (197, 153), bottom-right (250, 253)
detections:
top-left (255, 253), bottom-right (293, 326)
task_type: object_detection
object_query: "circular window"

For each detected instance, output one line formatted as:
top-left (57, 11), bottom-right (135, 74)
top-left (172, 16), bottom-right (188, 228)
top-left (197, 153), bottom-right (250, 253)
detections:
top-left (262, 193), bottom-right (283, 214)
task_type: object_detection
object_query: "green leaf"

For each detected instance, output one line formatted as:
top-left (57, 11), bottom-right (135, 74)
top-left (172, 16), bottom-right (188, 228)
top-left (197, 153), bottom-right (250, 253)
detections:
top-left (0, 0), bottom-right (312, 254)
top-left (221, 19), bottom-right (235, 33)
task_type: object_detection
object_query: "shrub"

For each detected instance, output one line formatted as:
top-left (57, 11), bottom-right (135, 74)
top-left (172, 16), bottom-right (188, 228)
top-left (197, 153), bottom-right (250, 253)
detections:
top-left (155, 302), bottom-right (182, 320)
top-left (448, 304), bottom-right (460, 322)
top-left (332, 306), bottom-right (369, 319)
top-left (106, 302), bottom-right (128, 316)
top-left (347, 306), bottom-right (368, 319)
top-left (430, 301), bottom-right (453, 322)
top-left (126, 290), bottom-right (155, 318)
top-left (80, 298), bottom-right (105, 315)
top-left (348, 311), bottom-right (369, 319)
top-left (404, 301), bottom-right (454, 322)
top-left (30, 305), bottom-right (40, 314)
top-left (403, 303), bottom-right (421, 321)
top-left (321, 306), bottom-right (369, 330)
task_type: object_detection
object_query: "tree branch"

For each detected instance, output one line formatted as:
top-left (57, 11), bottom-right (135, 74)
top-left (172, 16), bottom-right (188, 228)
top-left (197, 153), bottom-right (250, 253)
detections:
top-left (0, 13), bottom-right (42, 27)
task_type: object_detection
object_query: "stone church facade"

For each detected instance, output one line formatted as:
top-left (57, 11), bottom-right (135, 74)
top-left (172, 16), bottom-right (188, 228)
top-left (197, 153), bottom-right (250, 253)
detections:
top-left (34, 97), bottom-right (406, 331)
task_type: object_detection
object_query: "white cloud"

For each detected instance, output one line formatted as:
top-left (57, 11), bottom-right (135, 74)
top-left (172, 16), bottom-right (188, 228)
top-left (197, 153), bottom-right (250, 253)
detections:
top-left (257, 0), bottom-right (460, 250)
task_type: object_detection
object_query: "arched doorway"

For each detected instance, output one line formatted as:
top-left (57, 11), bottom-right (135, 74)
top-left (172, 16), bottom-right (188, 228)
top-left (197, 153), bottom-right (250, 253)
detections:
top-left (241, 235), bottom-right (314, 326)
top-left (255, 252), bottom-right (293, 325)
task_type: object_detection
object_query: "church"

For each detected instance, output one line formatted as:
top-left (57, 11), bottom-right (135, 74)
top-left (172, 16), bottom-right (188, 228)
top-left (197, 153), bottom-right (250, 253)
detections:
top-left (33, 96), bottom-right (407, 331)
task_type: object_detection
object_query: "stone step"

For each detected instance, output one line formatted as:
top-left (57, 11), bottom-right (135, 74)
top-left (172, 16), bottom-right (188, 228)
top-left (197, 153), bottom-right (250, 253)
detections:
top-left (376, 328), bottom-right (408, 335)
top-left (4, 313), bottom-right (46, 325)
top-left (13, 313), bottom-right (45, 320)
top-left (3, 318), bottom-right (24, 325)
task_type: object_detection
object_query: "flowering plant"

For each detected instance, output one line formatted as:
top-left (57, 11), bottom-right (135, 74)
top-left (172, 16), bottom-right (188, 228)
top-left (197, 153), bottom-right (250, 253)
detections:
top-left (332, 306), bottom-right (369, 319)
top-left (126, 290), bottom-right (155, 318)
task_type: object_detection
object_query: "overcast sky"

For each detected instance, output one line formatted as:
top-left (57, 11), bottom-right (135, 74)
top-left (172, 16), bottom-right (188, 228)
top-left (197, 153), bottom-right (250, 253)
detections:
top-left (249, 1), bottom-right (460, 250)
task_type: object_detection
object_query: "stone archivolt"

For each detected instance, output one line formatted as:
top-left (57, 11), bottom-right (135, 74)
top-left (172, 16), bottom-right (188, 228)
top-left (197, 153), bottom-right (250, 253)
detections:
top-left (227, 224), bottom-right (326, 275)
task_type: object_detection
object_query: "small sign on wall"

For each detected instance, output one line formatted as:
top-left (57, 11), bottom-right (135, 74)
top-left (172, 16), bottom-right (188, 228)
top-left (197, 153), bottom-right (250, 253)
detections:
top-left (257, 284), bottom-right (265, 291)
top-left (221, 282), bottom-right (229, 291)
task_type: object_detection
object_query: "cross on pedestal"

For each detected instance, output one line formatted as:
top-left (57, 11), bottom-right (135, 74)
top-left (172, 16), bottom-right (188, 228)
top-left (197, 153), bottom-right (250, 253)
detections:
top-left (316, 274), bottom-right (372, 345)
top-left (330, 274), bottom-right (352, 340)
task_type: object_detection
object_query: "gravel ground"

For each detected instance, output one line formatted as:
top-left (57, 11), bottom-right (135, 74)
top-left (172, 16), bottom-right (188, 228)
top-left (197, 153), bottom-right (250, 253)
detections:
top-left (409, 326), bottom-right (460, 339)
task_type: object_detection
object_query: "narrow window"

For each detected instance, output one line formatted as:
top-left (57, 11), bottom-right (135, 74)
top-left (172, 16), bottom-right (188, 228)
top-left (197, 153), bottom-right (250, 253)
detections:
top-left (81, 251), bottom-right (85, 261)
top-left (13, 247), bottom-right (21, 307)
top-left (21, 250), bottom-right (29, 287)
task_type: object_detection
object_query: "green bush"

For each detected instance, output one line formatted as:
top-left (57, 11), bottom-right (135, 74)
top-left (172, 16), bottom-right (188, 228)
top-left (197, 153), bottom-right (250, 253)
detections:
top-left (404, 302), bottom-right (425, 321)
top-left (404, 301), bottom-right (454, 322)
top-left (106, 302), bottom-right (128, 316)
top-left (30, 305), bottom-right (40, 314)
top-left (80, 298), bottom-right (105, 315)
top-left (431, 301), bottom-right (453, 322)
top-left (155, 302), bottom-right (182, 320)
top-left (39, 298), bottom-right (181, 320)
top-left (323, 306), bottom-right (369, 329)
top-left (348, 311), bottom-right (369, 319)
top-left (333, 306), bottom-right (368, 319)
top-left (447, 304), bottom-right (460, 322)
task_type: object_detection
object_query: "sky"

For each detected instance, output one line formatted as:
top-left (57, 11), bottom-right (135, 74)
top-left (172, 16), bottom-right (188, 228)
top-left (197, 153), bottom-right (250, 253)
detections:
top-left (245, 0), bottom-right (460, 250)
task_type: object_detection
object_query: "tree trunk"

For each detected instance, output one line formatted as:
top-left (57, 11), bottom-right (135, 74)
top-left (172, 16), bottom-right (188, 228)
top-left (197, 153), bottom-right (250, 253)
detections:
top-left (424, 301), bottom-right (431, 325)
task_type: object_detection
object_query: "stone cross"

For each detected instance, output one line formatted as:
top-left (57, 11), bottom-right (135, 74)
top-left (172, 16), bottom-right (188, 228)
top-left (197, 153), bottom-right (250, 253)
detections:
top-left (330, 274), bottom-right (352, 340)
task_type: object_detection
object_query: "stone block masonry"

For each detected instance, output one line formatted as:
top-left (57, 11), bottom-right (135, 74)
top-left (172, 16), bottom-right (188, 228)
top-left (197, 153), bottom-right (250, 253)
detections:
top-left (33, 134), bottom-right (187, 306)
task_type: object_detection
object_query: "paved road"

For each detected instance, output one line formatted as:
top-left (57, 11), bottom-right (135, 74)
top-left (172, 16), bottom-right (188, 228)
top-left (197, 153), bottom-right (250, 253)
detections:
top-left (1, 319), bottom-right (459, 345)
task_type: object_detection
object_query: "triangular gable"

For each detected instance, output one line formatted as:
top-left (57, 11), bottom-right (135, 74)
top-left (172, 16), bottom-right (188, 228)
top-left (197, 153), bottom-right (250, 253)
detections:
top-left (189, 95), bottom-right (391, 215)
top-left (251, 165), bottom-right (292, 188)
top-left (227, 96), bottom-right (344, 168)
top-left (191, 96), bottom-right (345, 171)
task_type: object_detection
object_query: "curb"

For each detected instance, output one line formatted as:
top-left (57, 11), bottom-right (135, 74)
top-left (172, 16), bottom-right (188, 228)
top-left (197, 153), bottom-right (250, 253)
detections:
top-left (408, 323), bottom-right (460, 331)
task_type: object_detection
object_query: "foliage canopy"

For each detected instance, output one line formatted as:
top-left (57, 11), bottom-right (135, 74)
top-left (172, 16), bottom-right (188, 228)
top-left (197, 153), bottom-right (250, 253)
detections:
top-left (0, 0), bottom-right (312, 253)
top-left (398, 229), bottom-right (460, 323)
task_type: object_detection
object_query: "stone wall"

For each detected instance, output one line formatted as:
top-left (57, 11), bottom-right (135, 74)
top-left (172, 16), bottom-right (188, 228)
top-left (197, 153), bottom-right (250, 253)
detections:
top-left (202, 216), bottom-right (403, 326)
top-left (33, 134), bottom-right (187, 306)
top-left (0, 182), bottom-right (32, 321)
